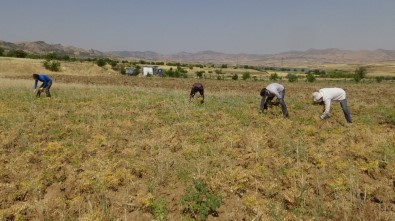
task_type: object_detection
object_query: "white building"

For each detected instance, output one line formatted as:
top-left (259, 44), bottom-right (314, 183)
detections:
top-left (142, 66), bottom-right (163, 76)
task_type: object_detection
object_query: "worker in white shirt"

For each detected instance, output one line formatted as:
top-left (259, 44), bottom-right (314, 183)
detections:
top-left (312, 88), bottom-right (352, 123)
top-left (260, 83), bottom-right (289, 118)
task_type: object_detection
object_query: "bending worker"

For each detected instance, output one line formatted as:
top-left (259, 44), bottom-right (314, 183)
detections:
top-left (189, 82), bottom-right (204, 104)
top-left (260, 83), bottom-right (289, 118)
top-left (33, 73), bottom-right (52, 97)
top-left (312, 87), bottom-right (352, 123)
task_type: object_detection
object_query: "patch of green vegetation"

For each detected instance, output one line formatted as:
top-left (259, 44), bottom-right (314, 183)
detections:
top-left (180, 180), bottom-right (221, 221)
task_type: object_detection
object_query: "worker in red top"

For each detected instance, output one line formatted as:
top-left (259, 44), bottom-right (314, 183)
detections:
top-left (190, 83), bottom-right (204, 104)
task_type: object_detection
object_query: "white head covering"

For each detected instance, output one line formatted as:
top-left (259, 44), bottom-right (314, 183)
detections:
top-left (312, 92), bottom-right (323, 102)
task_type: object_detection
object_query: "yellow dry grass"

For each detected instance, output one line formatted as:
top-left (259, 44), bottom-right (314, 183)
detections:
top-left (0, 57), bottom-right (117, 77)
top-left (0, 58), bottom-right (394, 220)
top-left (312, 61), bottom-right (395, 76)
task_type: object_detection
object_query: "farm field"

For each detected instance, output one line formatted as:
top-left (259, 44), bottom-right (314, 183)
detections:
top-left (0, 59), bottom-right (394, 220)
top-left (314, 61), bottom-right (395, 77)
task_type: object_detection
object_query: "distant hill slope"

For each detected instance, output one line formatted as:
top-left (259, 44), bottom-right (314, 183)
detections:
top-left (0, 40), bottom-right (105, 57)
top-left (2, 40), bottom-right (395, 65)
top-left (111, 48), bottom-right (395, 66)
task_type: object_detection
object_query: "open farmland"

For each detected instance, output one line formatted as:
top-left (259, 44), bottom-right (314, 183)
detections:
top-left (0, 59), bottom-right (394, 220)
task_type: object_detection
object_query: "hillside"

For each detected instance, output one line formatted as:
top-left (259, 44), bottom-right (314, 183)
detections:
top-left (2, 40), bottom-right (395, 65)
top-left (0, 40), bottom-right (105, 57)
top-left (110, 49), bottom-right (395, 66)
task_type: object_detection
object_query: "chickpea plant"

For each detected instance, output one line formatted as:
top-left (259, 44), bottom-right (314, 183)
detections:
top-left (180, 180), bottom-right (221, 221)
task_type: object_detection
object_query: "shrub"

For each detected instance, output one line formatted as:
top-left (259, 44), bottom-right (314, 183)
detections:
top-left (164, 68), bottom-right (187, 78)
top-left (354, 67), bottom-right (367, 82)
top-left (305, 72), bottom-right (316, 82)
top-left (286, 73), bottom-right (298, 82)
top-left (8, 49), bottom-right (28, 58)
top-left (270, 73), bottom-right (279, 81)
top-left (43, 60), bottom-right (61, 72)
top-left (375, 76), bottom-right (384, 83)
top-left (45, 52), bottom-right (59, 60)
top-left (62, 55), bottom-right (70, 61)
top-left (0, 47), bottom-right (4, 56)
top-left (151, 197), bottom-right (168, 221)
top-left (177, 66), bottom-right (188, 74)
top-left (325, 69), bottom-right (353, 78)
top-left (232, 74), bottom-right (238, 80)
top-left (242, 72), bottom-right (251, 80)
top-left (109, 60), bottom-right (118, 68)
top-left (180, 180), bottom-right (221, 221)
top-left (196, 71), bottom-right (205, 79)
top-left (309, 69), bottom-right (326, 76)
top-left (96, 59), bottom-right (106, 67)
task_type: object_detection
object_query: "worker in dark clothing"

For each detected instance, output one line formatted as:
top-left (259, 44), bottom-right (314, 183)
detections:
top-left (33, 74), bottom-right (52, 97)
top-left (190, 83), bottom-right (204, 104)
top-left (260, 83), bottom-right (289, 118)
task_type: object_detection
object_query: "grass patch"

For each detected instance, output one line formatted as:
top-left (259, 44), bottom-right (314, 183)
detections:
top-left (0, 77), bottom-right (394, 220)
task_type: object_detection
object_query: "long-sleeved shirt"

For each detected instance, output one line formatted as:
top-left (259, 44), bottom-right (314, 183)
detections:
top-left (265, 83), bottom-right (284, 99)
top-left (190, 83), bottom-right (204, 96)
top-left (319, 88), bottom-right (347, 118)
top-left (34, 74), bottom-right (52, 89)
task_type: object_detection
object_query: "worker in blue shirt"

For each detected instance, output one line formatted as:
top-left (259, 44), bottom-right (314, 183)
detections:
top-left (33, 74), bottom-right (52, 97)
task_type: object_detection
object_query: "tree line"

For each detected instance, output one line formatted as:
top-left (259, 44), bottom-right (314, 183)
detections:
top-left (1, 47), bottom-right (393, 82)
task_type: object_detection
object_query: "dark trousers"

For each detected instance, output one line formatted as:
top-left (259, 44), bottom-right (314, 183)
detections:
top-left (38, 80), bottom-right (52, 97)
top-left (260, 90), bottom-right (289, 117)
top-left (340, 99), bottom-right (352, 123)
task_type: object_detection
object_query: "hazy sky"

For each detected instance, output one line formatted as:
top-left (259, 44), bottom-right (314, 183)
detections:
top-left (1, 0), bottom-right (394, 54)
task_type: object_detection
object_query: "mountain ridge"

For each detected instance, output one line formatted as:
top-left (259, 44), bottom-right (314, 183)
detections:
top-left (2, 40), bottom-right (395, 65)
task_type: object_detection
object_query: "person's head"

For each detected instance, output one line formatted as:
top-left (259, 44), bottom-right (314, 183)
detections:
top-left (260, 88), bottom-right (267, 97)
top-left (33, 74), bottom-right (39, 80)
top-left (312, 92), bottom-right (323, 103)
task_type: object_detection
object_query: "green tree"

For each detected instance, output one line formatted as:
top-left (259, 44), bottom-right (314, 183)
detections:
top-left (286, 73), bottom-right (298, 82)
top-left (62, 55), bottom-right (70, 61)
top-left (195, 71), bottom-right (205, 79)
top-left (177, 66), bottom-right (187, 74)
top-left (9, 49), bottom-right (28, 58)
top-left (0, 47), bottom-right (4, 56)
top-left (306, 72), bottom-right (316, 82)
top-left (45, 52), bottom-right (59, 60)
top-left (269, 73), bottom-right (279, 81)
top-left (109, 60), bottom-right (118, 68)
top-left (354, 67), bottom-right (367, 82)
top-left (133, 66), bottom-right (141, 75)
top-left (97, 59), bottom-right (106, 67)
top-left (242, 72), bottom-right (251, 80)
top-left (43, 60), bottom-right (61, 72)
top-left (231, 74), bottom-right (238, 80)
